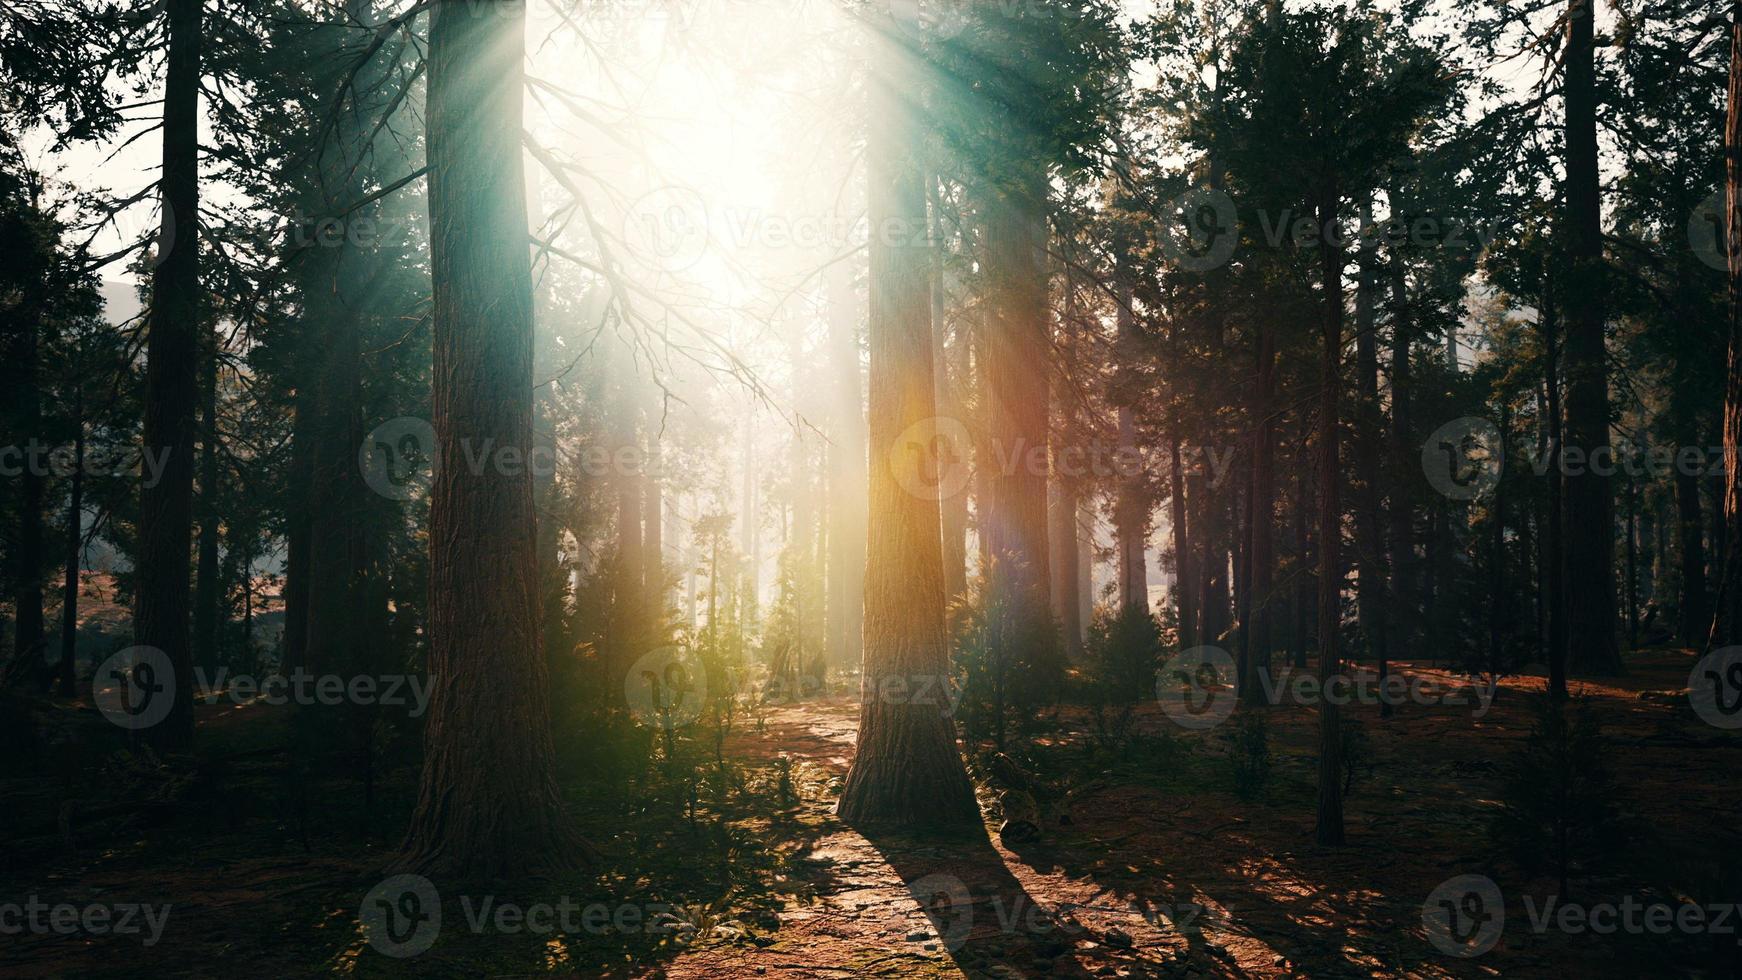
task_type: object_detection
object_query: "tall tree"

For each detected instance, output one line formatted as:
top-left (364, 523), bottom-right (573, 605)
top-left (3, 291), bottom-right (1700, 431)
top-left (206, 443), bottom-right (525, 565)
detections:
top-left (134, 0), bottom-right (202, 750)
top-left (1561, 0), bottom-right (1623, 674)
top-left (835, 12), bottom-right (979, 833)
top-left (398, 0), bottom-right (587, 876)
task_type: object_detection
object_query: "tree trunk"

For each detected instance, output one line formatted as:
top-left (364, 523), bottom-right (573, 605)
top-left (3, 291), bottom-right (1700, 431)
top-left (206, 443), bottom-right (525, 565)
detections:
top-left (1712, 0), bottom-right (1742, 649)
top-left (835, 19), bottom-right (979, 832)
top-left (1314, 188), bottom-right (1345, 847)
top-left (1169, 434), bottom-right (1194, 648)
top-left (1676, 460), bottom-right (1711, 648)
top-left (1353, 198), bottom-right (1388, 673)
top-left (1243, 322), bottom-right (1276, 704)
top-left (398, 0), bottom-right (588, 877)
top-left (134, 0), bottom-right (202, 751)
top-left (57, 385), bottom-right (84, 698)
top-left (192, 326), bottom-right (221, 676)
top-left (1540, 270), bottom-right (1568, 696)
top-left (11, 270), bottom-right (44, 670)
top-left (1113, 270), bottom-right (1148, 617)
top-left (1561, 0), bottom-right (1622, 674)
top-left (1384, 238), bottom-right (1411, 712)
top-left (928, 175), bottom-right (968, 604)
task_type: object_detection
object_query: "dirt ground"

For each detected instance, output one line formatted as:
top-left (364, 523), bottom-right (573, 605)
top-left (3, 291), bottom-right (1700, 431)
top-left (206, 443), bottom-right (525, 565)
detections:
top-left (2, 646), bottom-right (1738, 978)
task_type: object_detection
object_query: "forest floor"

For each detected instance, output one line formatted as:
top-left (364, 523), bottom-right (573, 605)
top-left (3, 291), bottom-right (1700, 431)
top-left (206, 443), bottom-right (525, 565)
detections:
top-left (2, 636), bottom-right (1739, 978)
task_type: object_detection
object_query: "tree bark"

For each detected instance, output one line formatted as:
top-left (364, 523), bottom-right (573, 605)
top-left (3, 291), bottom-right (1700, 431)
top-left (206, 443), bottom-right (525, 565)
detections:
top-left (1353, 198), bottom-right (1388, 673)
top-left (134, 0), bottom-right (202, 751)
top-left (1561, 0), bottom-right (1622, 674)
top-left (398, 0), bottom-right (588, 877)
top-left (57, 385), bottom-right (83, 697)
top-left (1711, 0), bottom-right (1742, 649)
top-left (836, 18), bottom-right (979, 833)
top-left (1315, 188), bottom-right (1345, 847)
top-left (1540, 269), bottom-right (1568, 696)
top-left (192, 326), bottom-right (221, 676)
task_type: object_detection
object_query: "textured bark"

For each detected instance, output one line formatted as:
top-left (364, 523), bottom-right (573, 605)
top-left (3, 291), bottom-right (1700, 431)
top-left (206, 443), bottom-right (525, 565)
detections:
top-left (134, 0), bottom-right (202, 751)
top-left (835, 21), bottom-right (979, 833)
top-left (1712, 0), bottom-right (1742, 649)
top-left (1384, 242), bottom-right (1411, 709)
top-left (398, 0), bottom-right (587, 877)
top-left (1314, 190), bottom-right (1345, 847)
top-left (1561, 0), bottom-right (1622, 674)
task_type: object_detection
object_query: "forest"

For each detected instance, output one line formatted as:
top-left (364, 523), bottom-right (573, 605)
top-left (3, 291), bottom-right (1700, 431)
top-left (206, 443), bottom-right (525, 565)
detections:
top-left (1, 0), bottom-right (1740, 976)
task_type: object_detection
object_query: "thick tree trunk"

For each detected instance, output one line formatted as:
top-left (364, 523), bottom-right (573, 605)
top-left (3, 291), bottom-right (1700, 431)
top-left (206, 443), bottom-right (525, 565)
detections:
top-left (1314, 189), bottom-right (1345, 847)
top-left (1562, 0), bottom-right (1622, 674)
top-left (1712, 0), bottom-right (1742, 649)
top-left (836, 19), bottom-right (979, 832)
top-left (134, 0), bottom-right (202, 750)
top-left (399, 0), bottom-right (587, 877)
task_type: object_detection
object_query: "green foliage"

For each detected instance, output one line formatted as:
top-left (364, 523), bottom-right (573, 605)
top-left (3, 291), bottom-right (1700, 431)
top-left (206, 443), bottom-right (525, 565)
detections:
top-left (1085, 603), bottom-right (1161, 747)
top-left (948, 568), bottom-right (1065, 747)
